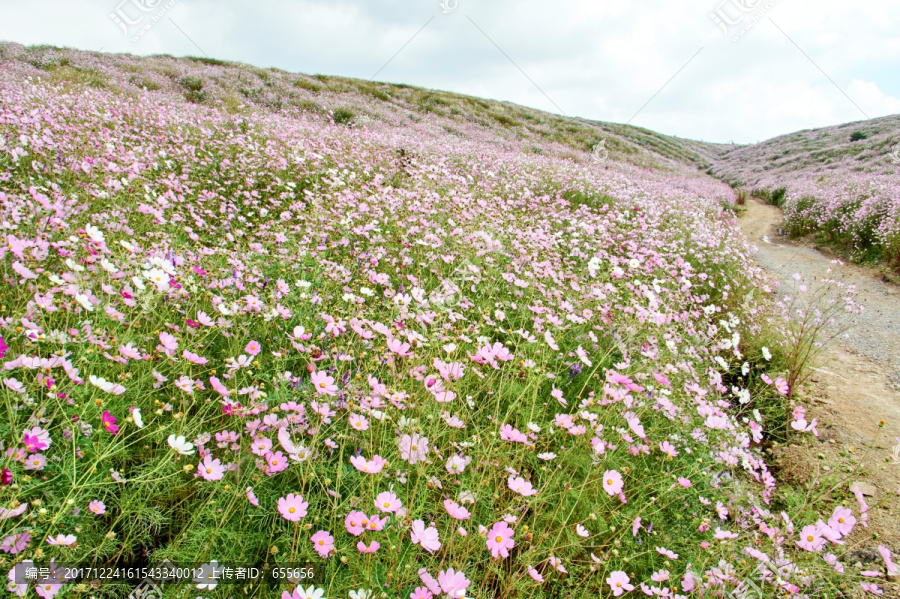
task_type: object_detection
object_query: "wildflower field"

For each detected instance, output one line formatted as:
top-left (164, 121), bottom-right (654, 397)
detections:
top-left (0, 43), bottom-right (891, 598)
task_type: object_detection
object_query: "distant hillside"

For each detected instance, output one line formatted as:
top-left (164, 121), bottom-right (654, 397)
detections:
top-left (0, 41), bottom-right (724, 173)
top-left (705, 114), bottom-right (900, 190)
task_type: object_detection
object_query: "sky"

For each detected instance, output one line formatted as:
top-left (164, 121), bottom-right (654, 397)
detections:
top-left (0, 0), bottom-right (898, 144)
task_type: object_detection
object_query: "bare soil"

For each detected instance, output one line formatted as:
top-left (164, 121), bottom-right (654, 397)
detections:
top-left (738, 199), bottom-right (900, 594)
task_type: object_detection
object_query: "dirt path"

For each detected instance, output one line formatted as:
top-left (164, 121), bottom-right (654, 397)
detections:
top-left (738, 199), bottom-right (900, 585)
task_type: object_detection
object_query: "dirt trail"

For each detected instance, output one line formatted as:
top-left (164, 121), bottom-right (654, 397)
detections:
top-left (738, 199), bottom-right (900, 584)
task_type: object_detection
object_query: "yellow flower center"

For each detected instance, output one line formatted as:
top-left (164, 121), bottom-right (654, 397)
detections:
top-left (495, 535), bottom-right (503, 543)
top-left (206, 468), bottom-right (212, 474)
top-left (289, 507), bottom-right (296, 513)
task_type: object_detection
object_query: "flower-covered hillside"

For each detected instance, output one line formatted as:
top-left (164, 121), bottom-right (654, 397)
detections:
top-left (707, 114), bottom-right (900, 269)
top-left (0, 44), bottom-right (888, 598)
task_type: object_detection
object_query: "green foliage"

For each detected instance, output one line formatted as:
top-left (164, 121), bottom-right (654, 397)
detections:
top-left (332, 107), bottom-right (355, 125)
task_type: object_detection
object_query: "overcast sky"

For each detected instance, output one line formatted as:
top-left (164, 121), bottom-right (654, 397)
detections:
top-left (1, 0), bottom-right (897, 144)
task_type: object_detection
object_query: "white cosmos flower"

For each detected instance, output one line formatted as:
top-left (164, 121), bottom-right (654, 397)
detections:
top-left (132, 409), bottom-right (144, 428)
top-left (65, 258), bottom-right (84, 272)
top-left (167, 434), bottom-right (195, 455)
top-left (84, 224), bottom-right (105, 243)
top-left (295, 586), bottom-right (325, 599)
top-left (144, 268), bottom-right (170, 292)
top-left (74, 294), bottom-right (94, 311)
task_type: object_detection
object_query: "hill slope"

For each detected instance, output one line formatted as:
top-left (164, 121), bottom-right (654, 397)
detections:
top-left (0, 42), bottom-right (886, 598)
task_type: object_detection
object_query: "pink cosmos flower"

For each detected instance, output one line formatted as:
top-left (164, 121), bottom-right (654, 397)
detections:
top-left (774, 377), bottom-right (789, 395)
top-left (387, 337), bottom-right (413, 357)
top-left (265, 451), bottom-right (289, 474)
top-left (357, 541), bottom-right (380, 553)
top-left (245, 340), bottom-right (261, 356)
top-left (797, 524), bottom-right (827, 552)
top-left (828, 506), bottom-right (856, 537)
top-left (438, 568), bottom-right (470, 599)
top-left (499, 424), bottom-right (527, 443)
top-left (101, 410), bottom-right (119, 435)
top-left (602, 470), bottom-right (623, 495)
top-left (528, 566), bottom-right (544, 583)
top-left (486, 521), bottom-right (515, 559)
top-left (350, 454), bottom-right (386, 474)
top-left (88, 501), bottom-right (106, 515)
top-left (310, 370), bottom-right (338, 396)
top-left (410, 588), bottom-right (434, 599)
top-left (345, 511), bottom-right (367, 536)
top-left (411, 520), bottom-right (441, 553)
top-left (366, 514), bottom-right (388, 532)
top-left (443, 500), bottom-right (471, 520)
top-left (24, 454), bottom-right (46, 471)
top-left (182, 350), bottom-right (208, 364)
top-left (659, 441), bottom-right (679, 458)
top-left (0, 532), bottom-right (30, 555)
top-left (418, 569), bottom-right (441, 596)
top-left (348, 413), bottom-right (369, 431)
top-left (878, 545), bottom-right (898, 576)
top-left (209, 376), bottom-right (231, 396)
top-left (375, 491), bottom-right (402, 513)
top-left (246, 487), bottom-right (260, 507)
top-left (399, 433), bottom-right (429, 464)
top-left (508, 475), bottom-right (538, 497)
top-left (656, 546), bottom-right (678, 559)
top-left (198, 456), bottom-right (225, 481)
top-left (310, 530), bottom-right (334, 558)
top-left (45, 534), bottom-right (76, 546)
top-left (606, 571), bottom-right (634, 597)
top-left (277, 493), bottom-right (308, 521)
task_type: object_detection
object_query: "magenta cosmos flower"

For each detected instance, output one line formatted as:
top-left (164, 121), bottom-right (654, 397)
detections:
top-left (602, 470), bottom-right (624, 495)
top-left (101, 410), bottom-right (119, 435)
top-left (310, 530), bottom-right (334, 558)
top-left (1, 468), bottom-right (12, 486)
top-left (277, 493), bottom-right (308, 522)
top-left (486, 521), bottom-right (515, 559)
top-left (310, 370), bottom-right (338, 396)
